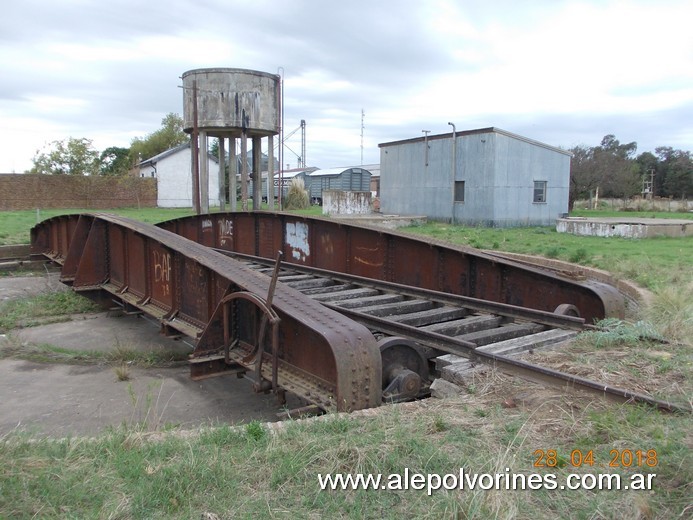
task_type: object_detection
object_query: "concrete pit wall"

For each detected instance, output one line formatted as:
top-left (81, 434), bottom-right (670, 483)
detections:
top-left (556, 217), bottom-right (691, 238)
top-left (322, 190), bottom-right (372, 216)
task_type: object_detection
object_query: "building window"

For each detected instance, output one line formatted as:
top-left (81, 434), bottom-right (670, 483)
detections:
top-left (533, 181), bottom-right (547, 203)
top-left (454, 181), bottom-right (465, 202)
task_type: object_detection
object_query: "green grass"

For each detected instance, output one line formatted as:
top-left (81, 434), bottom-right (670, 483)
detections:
top-left (0, 205), bottom-right (323, 245)
top-left (0, 208), bottom-right (196, 245)
top-left (0, 290), bottom-right (99, 333)
top-left (401, 222), bottom-right (692, 290)
top-left (0, 395), bottom-right (690, 519)
top-left (0, 338), bottom-right (189, 367)
top-left (0, 205), bottom-right (691, 518)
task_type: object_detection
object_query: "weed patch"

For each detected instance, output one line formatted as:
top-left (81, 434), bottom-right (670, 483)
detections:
top-left (1, 391), bottom-right (690, 519)
top-left (0, 291), bottom-right (99, 333)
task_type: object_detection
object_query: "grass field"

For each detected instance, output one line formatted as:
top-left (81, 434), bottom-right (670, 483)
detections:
top-left (400, 222), bottom-right (692, 291)
top-left (0, 205), bottom-right (326, 245)
top-left (0, 206), bottom-right (691, 519)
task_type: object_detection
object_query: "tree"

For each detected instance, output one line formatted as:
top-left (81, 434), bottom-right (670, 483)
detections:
top-left (29, 137), bottom-right (100, 175)
top-left (655, 147), bottom-right (693, 198)
top-left (568, 144), bottom-right (597, 208)
top-left (129, 113), bottom-right (188, 165)
top-left (99, 146), bottom-right (131, 176)
top-left (592, 135), bottom-right (639, 199)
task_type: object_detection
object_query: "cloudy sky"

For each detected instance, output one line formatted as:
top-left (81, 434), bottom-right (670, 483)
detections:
top-left (1, 0), bottom-right (691, 173)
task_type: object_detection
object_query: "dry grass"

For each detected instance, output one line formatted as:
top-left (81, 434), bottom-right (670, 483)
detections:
top-left (114, 364), bottom-right (131, 381)
top-left (284, 177), bottom-right (310, 210)
top-left (646, 281), bottom-right (693, 346)
top-left (3, 373), bottom-right (689, 519)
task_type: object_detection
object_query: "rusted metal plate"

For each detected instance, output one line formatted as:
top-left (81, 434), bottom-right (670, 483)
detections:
top-left (158, 212), bottom-right (624, 322)
top-left (31, 213), bottom-right (382, 412)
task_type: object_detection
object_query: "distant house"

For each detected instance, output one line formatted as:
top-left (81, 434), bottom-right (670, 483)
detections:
top-left (138, 143), bottom-right (219, 208)
top-left (379, 127), bottom-right (571, 227)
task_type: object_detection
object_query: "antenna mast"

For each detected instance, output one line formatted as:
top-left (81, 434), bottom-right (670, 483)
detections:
top-left (360, 109), bottom-right (365, 166)
top-left (300, 119), bottom-right (306, 168)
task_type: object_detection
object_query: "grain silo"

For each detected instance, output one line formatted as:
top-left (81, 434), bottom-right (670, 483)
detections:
top-left (182, 68), bottom-right (281, 212)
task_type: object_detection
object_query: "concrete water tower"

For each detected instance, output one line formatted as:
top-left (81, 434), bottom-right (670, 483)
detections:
top-left (182, 68), bottom-right (281, 212)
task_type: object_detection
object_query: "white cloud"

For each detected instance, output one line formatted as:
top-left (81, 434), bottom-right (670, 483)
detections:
top-left (0, 0), bottom-right (691, 173)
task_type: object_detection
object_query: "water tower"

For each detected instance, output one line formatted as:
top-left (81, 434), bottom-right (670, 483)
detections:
top-left (182, 68), bottom-right (281, 212)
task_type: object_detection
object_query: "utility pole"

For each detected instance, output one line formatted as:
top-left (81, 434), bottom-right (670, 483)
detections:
top-left (650, 168), bottom-right (655, 199)
top-left (191, 80), bottom-right (200, 214)
top-left (422, 130), bottom-right (431, 166)
top-left (448, 122), bottom-right (456, 224)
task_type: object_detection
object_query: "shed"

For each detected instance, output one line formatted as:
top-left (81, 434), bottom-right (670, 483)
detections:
top-left (305, 167), bottom-right (372, 204)
top-left (272, 167), bottom-right (316, 200)
top-left (362, 163), bottom-right (380, 197)
top-left (139, 142), bottom-right (219, 208)
top-left (379, 127), bottom-right (571, 227)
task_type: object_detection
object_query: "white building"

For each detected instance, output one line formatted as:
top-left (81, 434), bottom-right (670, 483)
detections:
top-left (138, 143), bottom-right (219, 208)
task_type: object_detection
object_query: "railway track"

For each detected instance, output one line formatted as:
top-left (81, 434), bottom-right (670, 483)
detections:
top-left (216, 251), bottom-right (689, 414)
top-left (28, 213), bottom-right (690, 415)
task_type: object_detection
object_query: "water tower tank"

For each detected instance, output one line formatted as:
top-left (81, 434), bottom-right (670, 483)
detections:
top-left (182, 68), bottom-right (280, 136)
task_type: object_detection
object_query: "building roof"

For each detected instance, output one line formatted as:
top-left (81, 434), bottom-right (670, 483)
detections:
top-left (279, 167), bottom-right (316, 179)
top-left (361, 163), bottom-right (380, 177)
top-left (306, 166), bottom-right (373, 177)
top-left (378, 127), bottom-right (571, 156)
top-left (139, 141), bottom-right (219, 167)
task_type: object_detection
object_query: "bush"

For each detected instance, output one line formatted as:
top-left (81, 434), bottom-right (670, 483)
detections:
top-left (284, 178), bottom-right (309, 210)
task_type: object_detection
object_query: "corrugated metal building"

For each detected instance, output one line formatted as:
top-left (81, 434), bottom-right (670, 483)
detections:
top-left (248, 168), bottom-right (316, 202)
top-left (305, 167), bottom-right (372, 204)
top-left (379, 127), bottom-right (571, 227)
top-left (361, 163), bottom-right (380, 196)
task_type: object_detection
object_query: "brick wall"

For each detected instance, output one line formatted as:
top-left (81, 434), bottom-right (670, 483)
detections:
top-left (0, 174), bottom-right (157, 210)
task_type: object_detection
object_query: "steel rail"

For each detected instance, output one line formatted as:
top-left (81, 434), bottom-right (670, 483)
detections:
top-left (216, 251), bottom-right (690, 414)
top-left (216, 250), bottom-right (591, 331)
top-left (326, 305), bottom-right (689, 414)
top-left (157, 211), bottom-right (625, 322)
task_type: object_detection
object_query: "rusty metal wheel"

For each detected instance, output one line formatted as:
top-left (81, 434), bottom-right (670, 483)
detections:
top-left (378, 336), bottom-right (429, 402)
top-left (554, 303), bottom-right (580, 317)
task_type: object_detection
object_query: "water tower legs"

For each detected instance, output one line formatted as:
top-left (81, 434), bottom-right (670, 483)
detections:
top-left (229, 137), bottom-right (237, 211)
top-left (200, 131), bottom-right (209, 213)
top-left (252, 136), bottom-right (262, 210)
top-left (218, 137), bottom-right (226, 211)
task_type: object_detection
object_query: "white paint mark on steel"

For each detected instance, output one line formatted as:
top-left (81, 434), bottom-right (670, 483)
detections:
top-left (286, 221), bottom-right (310, 261)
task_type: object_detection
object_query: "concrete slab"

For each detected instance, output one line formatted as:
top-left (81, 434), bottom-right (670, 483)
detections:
top-left (15, 312), bottom-right (192, 357)
top-left (332, 213), bottom-right (427, 230)
top-left (0, 275), bottom-right (303, 437)
top-left (557, 217), bottom-right (691, 238)
top-left (0, 271), bottom-right (65, 302)
top-left (0, 358), bottom-right (302, 437)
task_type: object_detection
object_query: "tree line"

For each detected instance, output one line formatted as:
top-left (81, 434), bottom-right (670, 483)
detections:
top-left (568, 135), bottom-right (692, 208)
top-left (27, 120), bottom-right (692, 207)
top-left (27, 113), bottom-right (188, 176)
